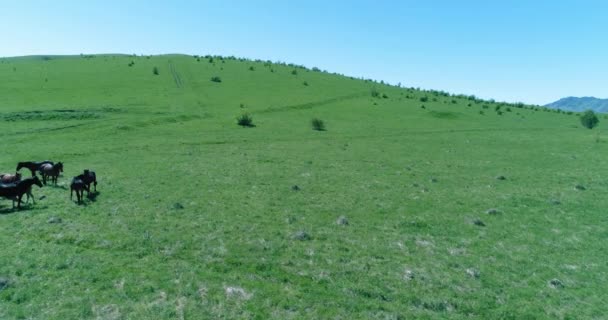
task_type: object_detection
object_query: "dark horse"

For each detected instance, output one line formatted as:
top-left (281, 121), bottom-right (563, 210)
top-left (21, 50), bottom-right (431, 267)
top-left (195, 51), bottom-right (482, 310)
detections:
top-left (0, 176), bottom-right (43, 209)
top-left (70, 177), bottom-right (86, 203)
top-left (74, 169), bottom-right (97, 195)
top-left (40, 162), bottom-right (63, 185)
top-left (17, 161), bottom-right (54, 177)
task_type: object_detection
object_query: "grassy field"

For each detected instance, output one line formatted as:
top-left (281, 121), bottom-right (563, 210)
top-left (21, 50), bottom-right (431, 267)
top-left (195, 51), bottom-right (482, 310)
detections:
top-left (0, 54), bottom-right (606, 319)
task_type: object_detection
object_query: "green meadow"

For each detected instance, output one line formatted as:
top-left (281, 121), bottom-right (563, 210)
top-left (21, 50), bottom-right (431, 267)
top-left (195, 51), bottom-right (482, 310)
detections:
top-left (0, 54), bottom-right (606, 319)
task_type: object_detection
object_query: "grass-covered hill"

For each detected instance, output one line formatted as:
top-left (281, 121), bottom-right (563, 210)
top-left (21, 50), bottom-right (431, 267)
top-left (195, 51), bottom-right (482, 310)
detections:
top-left (0, 54), bottom-right (606, 319)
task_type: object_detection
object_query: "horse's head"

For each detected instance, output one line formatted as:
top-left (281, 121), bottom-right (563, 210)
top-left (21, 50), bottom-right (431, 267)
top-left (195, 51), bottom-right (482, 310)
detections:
top-left (32, 176), bottom-right (43, 188)
top-left (16, 162), bottom-right (24, 171)
top-left (56, 162), bottom-right (64, 172)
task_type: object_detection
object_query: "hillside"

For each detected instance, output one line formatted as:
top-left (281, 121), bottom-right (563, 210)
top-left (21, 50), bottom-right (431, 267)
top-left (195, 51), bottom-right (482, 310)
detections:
top-left (546, 96), bottom-right (608, 113)
top-left (0, 54), bottom-right (607, 319)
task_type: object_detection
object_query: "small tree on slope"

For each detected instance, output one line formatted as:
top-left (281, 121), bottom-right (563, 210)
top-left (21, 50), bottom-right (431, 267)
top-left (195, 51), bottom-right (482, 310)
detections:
top-left (580, 110), bottom-right (599, 129)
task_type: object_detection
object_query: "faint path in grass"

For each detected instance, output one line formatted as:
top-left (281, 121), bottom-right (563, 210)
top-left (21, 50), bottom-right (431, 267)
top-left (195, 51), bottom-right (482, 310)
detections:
top-left (169, 60), bottom-right (183, 88)
top-left (256, 91), bottom-right (369, 114)
top-left (176, 126), bottom-right (569, 147)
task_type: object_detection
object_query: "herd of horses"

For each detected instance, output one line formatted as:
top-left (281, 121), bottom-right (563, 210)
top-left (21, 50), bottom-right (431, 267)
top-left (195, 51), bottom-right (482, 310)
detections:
top-left (0, 160), bottom-right (98, 209)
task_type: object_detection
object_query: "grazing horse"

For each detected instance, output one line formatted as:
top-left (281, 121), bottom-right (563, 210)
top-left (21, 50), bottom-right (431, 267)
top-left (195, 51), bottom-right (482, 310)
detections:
top-left (70, 177), bottom-right (86, 203)
top-left (0, 172), bottom-right (21, 184)
top-left (0, 176), bottom-right (43, 209)
top-left (17, 161), bottom-right (54, 177)
top-left (40, 162), bottom-right (63, 185)
top-left (74, 169), bottom-right (97, 194)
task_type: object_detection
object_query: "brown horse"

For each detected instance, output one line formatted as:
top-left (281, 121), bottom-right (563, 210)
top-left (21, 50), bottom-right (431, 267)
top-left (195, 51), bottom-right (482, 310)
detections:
top-left (16, 161), bottom-right (54, 177)
top-left (75, 169), bottom-right (97, 194)
top-left (0, 176), bottom-right (43, 209)
top-left (70, 177), bottom-right (86, 203)
top-left (0, 172), bottom-right (21, 184)
top-left (40, 162), bottom-right (63, 185)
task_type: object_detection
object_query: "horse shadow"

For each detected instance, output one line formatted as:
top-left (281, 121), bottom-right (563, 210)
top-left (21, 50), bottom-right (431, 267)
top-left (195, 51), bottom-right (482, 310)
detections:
top-left (71, 191), bottom-right (100, 206)
top-left (86, 191), bottom-right (100, 202)
top-left (0, 203), bottom-right (47, 215)
top-left (45, 184), bottom-right (68, 190)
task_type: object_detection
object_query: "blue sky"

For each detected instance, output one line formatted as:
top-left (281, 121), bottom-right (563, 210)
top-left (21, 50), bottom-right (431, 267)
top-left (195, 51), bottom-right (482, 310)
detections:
top-left (1, 0), bottom-right (607, 104)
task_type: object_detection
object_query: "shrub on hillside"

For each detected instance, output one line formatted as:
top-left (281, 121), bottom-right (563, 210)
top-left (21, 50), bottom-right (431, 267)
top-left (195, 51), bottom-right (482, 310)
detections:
top-left (153, 67), bottom-right (159, 75)
top-left (211, 76), bottom-right (222, 83)
top-left (371, 88), bottom-right (380, 98)
top-left (420, 96), bottom-right (429, 102)
top-left (311, 118), bottom-right (326, 131)
top-left (580, 110), bottom-right (599, 129)
top-left (291, 70), bottom-right (298, 75)
top-left (236, 113), bottom-right (254, 127)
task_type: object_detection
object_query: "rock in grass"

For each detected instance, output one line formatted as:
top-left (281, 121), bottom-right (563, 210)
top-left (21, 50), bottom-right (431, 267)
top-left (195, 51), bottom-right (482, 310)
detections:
top-left (292, 231), bottom-right (311, 241)
top-left (403, 269), bottom-right (415, 281)
top-left (430, 177), bottom-right (438, 183)
top-left (0, 277), bottom-right (10, 290)
top-left (172, 202), bottom-right (184, 210)
top-left (496, 175), bottom-right (507, 180)
top-left (575, 184), bottom-right (586, 191)
top-left (224, 286), bottom-right (252, 300)
top-left (473, 219), bottom-right (485, 227)
top-left (47, 217), bottom-right (62, 224)
top-left (336, 216), bottom-right (349, 226)
top-left (485, 208), bottom-right (501, 215)
top-left (466, 268), bottom-right (480, 279)
top-left (291, 185), bottom-right (301, 191)
top-left (549, 278), bottom-right (564, 289)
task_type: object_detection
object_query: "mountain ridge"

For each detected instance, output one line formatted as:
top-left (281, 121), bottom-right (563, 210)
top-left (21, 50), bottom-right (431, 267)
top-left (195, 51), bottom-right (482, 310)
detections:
top-left (546, 96), bottom-right (608, 113)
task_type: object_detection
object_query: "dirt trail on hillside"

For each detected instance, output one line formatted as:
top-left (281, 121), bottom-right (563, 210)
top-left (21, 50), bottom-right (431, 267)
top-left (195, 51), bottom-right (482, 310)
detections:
top-left (257, 92), bottom-right (369, 114)
top-left (169, 61), bottom-right (183, 88)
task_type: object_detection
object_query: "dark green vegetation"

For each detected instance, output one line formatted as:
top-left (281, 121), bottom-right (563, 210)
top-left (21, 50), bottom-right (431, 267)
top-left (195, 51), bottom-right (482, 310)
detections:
top-left (0, 54), bottom-right (606, 319)
top-left (580, 110), bottom-right (599, 129)
top-left (546, 96), bottom-right (608, 113)
top-left (311, 118), bottom-right (326, 131)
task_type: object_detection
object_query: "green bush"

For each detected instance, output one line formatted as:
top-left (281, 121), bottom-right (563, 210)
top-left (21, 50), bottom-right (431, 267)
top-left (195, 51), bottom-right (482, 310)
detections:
top-left (211, 76), bottom-right (222, 83)
top-left (311, 118), bottom-right (326, 131)
top-left (152, 67), bottom-right (159, 75)
top-left (580, 110), bottom-right (599, 129)
top-left (420, 96), bottom-right (429, 102)
top-left (236, 113), bottom-right (254, 127)
top-left (371, 88), bottom-right (380, 98)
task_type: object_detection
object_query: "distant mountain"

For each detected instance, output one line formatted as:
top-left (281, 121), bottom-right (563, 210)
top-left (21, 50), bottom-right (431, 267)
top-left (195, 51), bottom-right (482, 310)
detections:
top-left (545, 97), bottom-right (608, 113)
